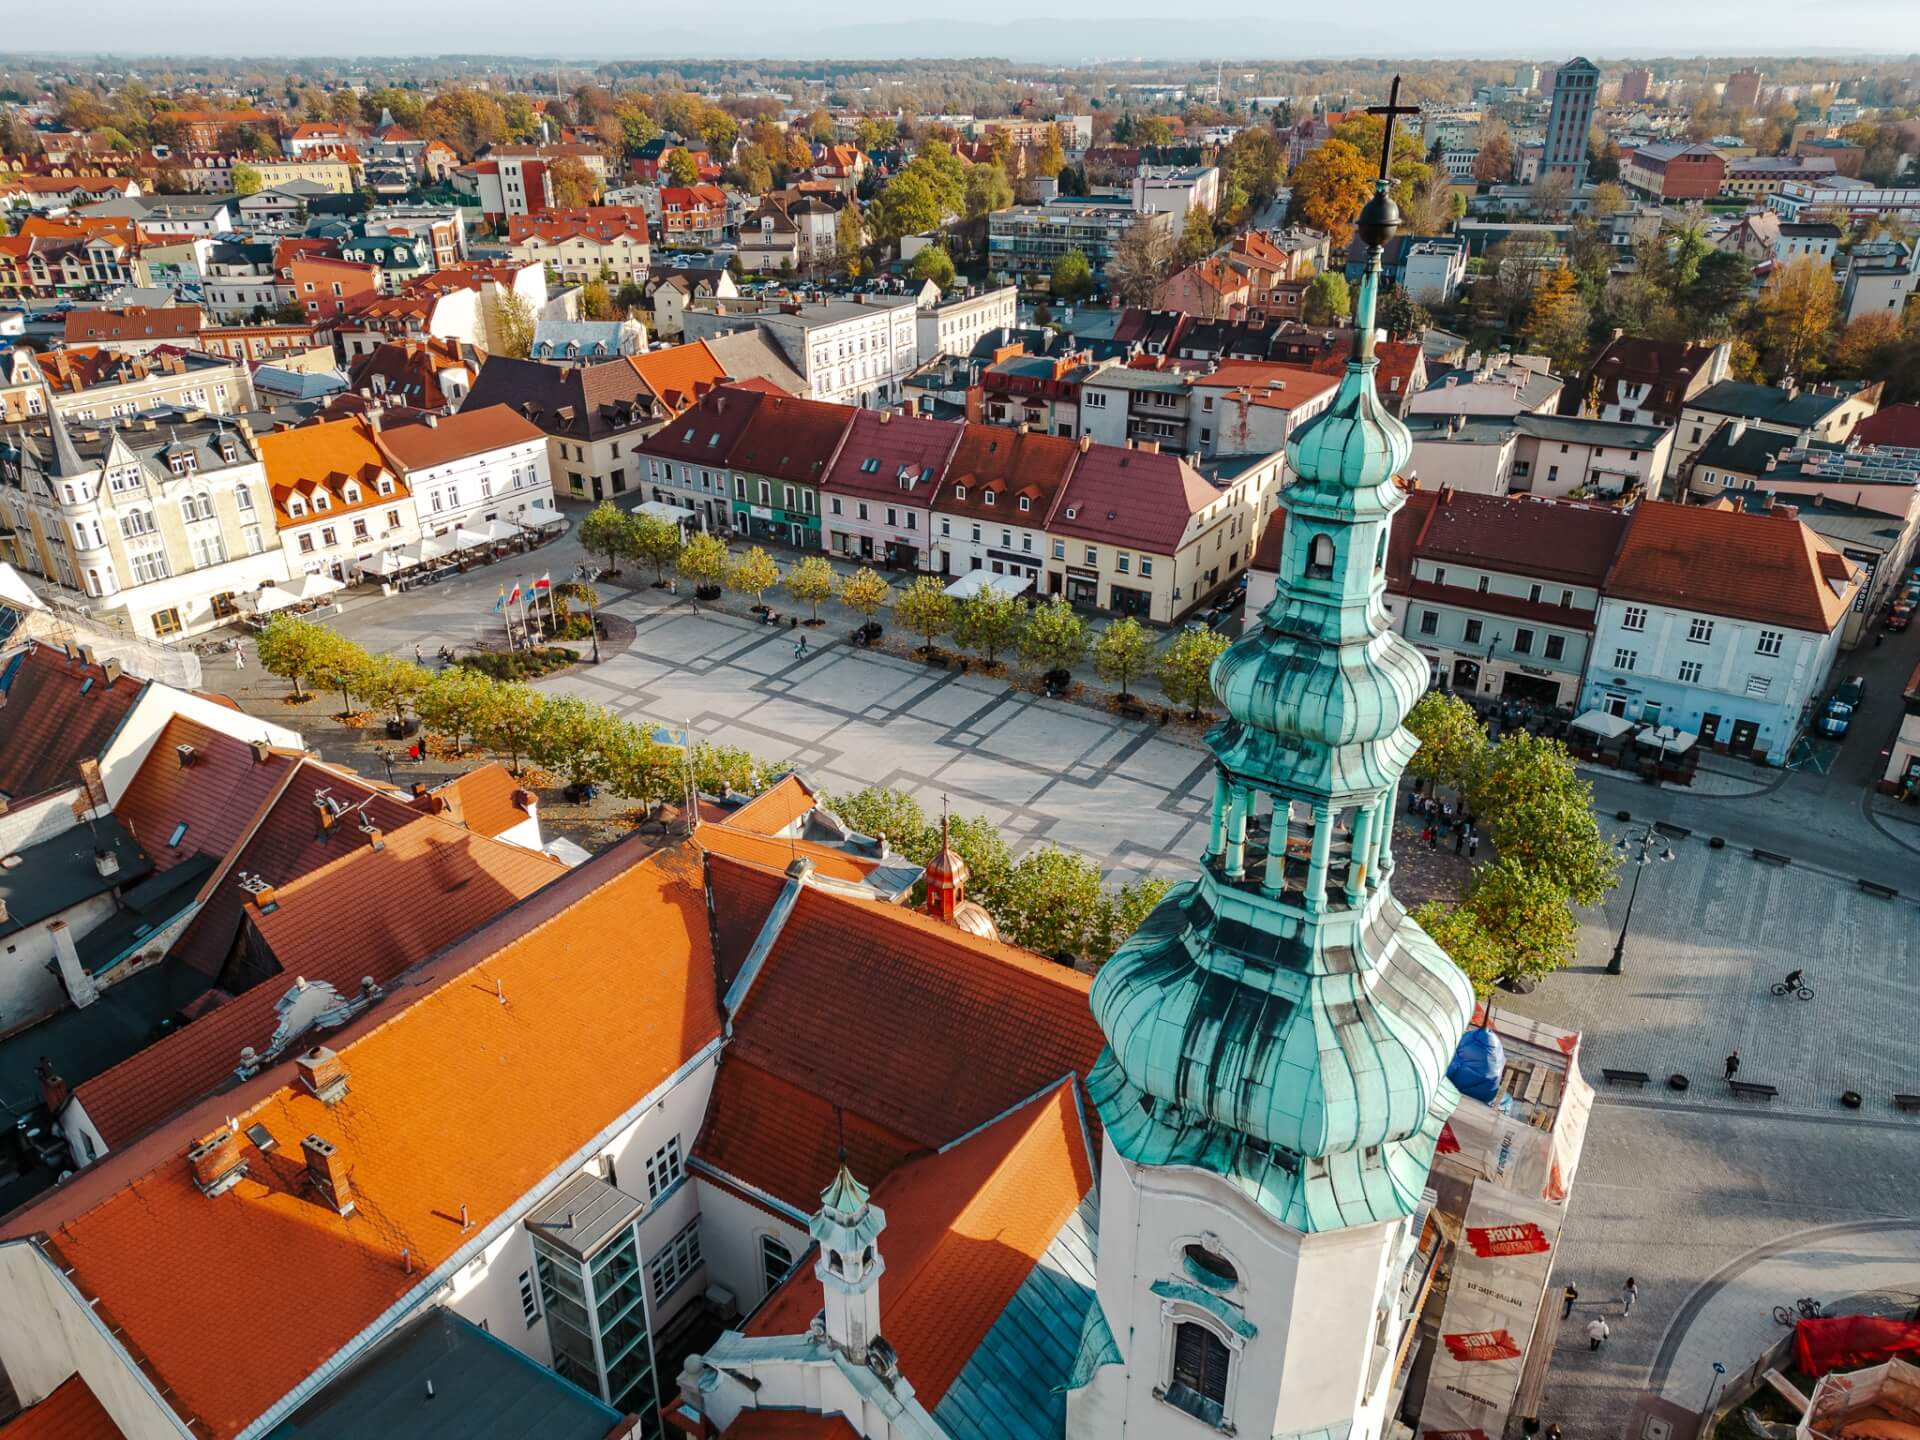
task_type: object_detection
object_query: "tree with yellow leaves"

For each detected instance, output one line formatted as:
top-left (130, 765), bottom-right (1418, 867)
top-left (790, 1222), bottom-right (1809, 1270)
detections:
top-left (1523, 266), bottom-right (1593, 376)
top-left (1288, 138), bottom-right (1374, 250)
top-left (1755, 257), bottom-right (1839, 380)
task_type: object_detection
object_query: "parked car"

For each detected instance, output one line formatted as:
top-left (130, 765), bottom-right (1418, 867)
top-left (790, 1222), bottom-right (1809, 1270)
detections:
top-left (1818, 676), bottom-right (1866, 737)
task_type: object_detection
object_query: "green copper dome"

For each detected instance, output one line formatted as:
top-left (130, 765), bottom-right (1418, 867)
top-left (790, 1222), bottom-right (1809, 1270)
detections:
top-left (1088, 179), bottom-right (1473, 1234)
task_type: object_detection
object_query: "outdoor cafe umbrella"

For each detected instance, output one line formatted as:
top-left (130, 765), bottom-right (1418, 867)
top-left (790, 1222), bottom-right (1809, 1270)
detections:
top-left (357, 551), bottom-right (409, 579)
top-left (481, 518), bottom-right (523, 544)
top-left (447, 525), bottom-right (491, 551)
top-left (282, 571), bottom-right (345, 601)
top-left (251, 584), bottom-right (298, 614)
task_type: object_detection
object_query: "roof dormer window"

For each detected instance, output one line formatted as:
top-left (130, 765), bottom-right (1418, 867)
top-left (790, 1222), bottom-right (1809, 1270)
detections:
top-left (312, 492), bottom-right (328, 510)
top-left (953, 484), bottom-right (967, 500)
top-left (343, 484), bottom-right (361, 503)
top-left (288, 498), bottom-right (306, 516)
top-left (983, 490), bottom-right (996, 506)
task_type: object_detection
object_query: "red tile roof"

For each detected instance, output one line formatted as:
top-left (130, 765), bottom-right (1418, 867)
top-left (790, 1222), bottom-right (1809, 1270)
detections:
top-left (113, 717), bottom-right (299, 873)
top-left (1605, 499), bottom-right (1858, 633)
top-left (695, 824), bottom-right (880, 887)
top-left (373, 405), bottom-right (545, 471)
top-left (1852, 403), bottom-right (1920, 451)
top-left (637, 383), bottom-right (765, 466)
top-left (72, 802), bottom-right (561, 1152)
top-left (728, 392), bottom-right (857, 486)
top-left (1198, 360), bottom-right (1340, 410)
top-left (626, 340), bottom-right (732, 417)
top-left (426, 762), bottom-right (534, 839)
top-left (0, 1374), bottom-right (123, 1440)
top-left (722, 775), bottom-right (817, 835)
top-left (256, 415), bottom-right (409, 528)
top-left (1400, 487), bottom-right (1628, 587)
top-left (0, 644), bottom-right (145, 806)
top-left (745, 1079), bottom-right (1094, 1408)
top-left (937, 423), bottom-right (1078, 525)
top-left (819, 409), bottom-right (959, 506)
top-left (19, 841), bottom-right (722, 1440)
top-left (724, 1414), bottom-right (859, 1439)
top-left (1049, 443), bottom-right (1219, 555)
top-left (695, 855), bottom-right (1102, 1210)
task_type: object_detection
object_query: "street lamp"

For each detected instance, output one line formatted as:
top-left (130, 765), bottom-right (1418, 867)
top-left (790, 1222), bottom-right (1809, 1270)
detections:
top-left (1607, 815), bottom-right (1676, 976)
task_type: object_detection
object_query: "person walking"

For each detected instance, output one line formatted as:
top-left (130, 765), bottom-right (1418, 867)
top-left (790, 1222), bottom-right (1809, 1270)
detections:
top-left (1546, 1425), bottom-right (1562, 1440)
top-left (793, 633), bottom-right (809, 659)
top-left (1563, 1282), bottom-right (1579, 1318)
top-left (1587, 1317), bottom-right (1611, 1351)
top-left (1454, 826), bottom-right (1467, 856)
top-left (1424, 824), bottom-right (1437, 850)
top-left (414, 643), bottom-right (423, 666)
top-left (1623, 1277), bottom-right (1639, 1316)
top-left (1725, 1050), bottom-right (1741, 1082)
top-left (232, 640), bottom-right (245, 670)
top-left (1468, 831), bottom-right (1480, 860)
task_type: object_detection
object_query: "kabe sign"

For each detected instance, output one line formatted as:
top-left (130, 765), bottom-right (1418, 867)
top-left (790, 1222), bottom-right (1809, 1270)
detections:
top-left (1420, 1186), bottom-right (1564, 1440)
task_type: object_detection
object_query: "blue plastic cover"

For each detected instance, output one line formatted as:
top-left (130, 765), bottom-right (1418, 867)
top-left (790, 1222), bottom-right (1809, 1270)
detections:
top-left (1447, 1026), bottom-right (1506, 1104)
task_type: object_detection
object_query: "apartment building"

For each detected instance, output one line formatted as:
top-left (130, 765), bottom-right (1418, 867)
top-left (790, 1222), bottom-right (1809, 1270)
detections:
top-left (257, 415), bottom-right (421, 582)
top-left (373, 406), bottom-right (554, 540)
top-left (987, 197), bottom-right (1174, 291)
top-left (682, 294), bottom-right (920, 408)
top-left (507, 207), bottom-right (653, 285)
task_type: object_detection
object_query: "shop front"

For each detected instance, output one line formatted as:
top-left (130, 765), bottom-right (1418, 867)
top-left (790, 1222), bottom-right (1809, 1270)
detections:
top-left (731, 499), bottom-right (819, 550)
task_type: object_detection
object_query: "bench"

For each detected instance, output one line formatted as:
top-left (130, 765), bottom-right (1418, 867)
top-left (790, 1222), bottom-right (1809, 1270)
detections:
top-left (1729, 1079), bottom-right (1780, 1101)
top-left (1894, 1094), bottom-right (1920, 1113)
top-left (1601, 1068), bottom-right (1652, 1088)
top-left (1118, 701), bottom-right (1150, 721)
top-left (1857, 878), bottom-right (1898, 899)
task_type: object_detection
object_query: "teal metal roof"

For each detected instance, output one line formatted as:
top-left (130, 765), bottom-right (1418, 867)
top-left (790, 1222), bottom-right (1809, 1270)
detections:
top-left (932, 1193), bottom-right (1105, 1440)
top-left (1085, 213), bottom-right (1475, 1235)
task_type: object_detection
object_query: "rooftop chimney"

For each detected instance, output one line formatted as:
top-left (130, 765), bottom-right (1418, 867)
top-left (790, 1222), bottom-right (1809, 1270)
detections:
top-left (187, 1127), bottom-right (249, 1197)
top-left (176, 743), bottom-right (197, 768)
top-left (295, 1045), bottom-right (349, 1105)
top-left (103, 658), bottom-right (122, 686)
top-left (93, 847), bottom-right (120, 879)
top-left (247, 883), bottom-right (279, 914)
top-left (251, 740), bottom-right (272, 764)
top-left (303, 1134), bottom-right (357, 1216)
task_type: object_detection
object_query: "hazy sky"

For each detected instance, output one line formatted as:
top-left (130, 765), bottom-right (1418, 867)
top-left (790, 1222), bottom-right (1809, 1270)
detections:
top-left (8, 0), bottom-right (1919, 60)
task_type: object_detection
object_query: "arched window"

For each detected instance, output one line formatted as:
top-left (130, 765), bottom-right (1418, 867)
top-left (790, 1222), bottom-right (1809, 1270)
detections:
top-left (760, 1235), bottom-right (793, 1296)
top-left (1182, 1242), bottom-right (1239, 1291)
top-left (235, 484), bottom-right (253, 511)
top-left (1308, 533), bottom-right (1335, 579)
top-left (1169, 1321), bottom-right (1232, 1426)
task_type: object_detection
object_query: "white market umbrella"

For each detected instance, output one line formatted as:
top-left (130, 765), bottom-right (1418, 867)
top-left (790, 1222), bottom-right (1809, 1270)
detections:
top-left (284, 571), bottom-right (344, 600)
top-left (358, 551), bottom-right (409, 578)
top-left (482, 518), bottom-right (523, 544)
top-left (252, 584), bottom-right (298, 613)
top-left (1570, 709), bottom-right (1634, 741)
top-left (448, 525), bottom-right (490, 550)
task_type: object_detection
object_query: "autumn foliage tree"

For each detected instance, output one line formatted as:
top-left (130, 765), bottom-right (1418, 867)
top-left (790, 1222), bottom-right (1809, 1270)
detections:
top-left (1289, 138), bottom-right (1374, 249)
top-left (1755, 257), bottom-right (1839, 379)
top-left (1524, 266), bottom-right (1594, 375)
top-left (422, 88), bottom-right (506, 159)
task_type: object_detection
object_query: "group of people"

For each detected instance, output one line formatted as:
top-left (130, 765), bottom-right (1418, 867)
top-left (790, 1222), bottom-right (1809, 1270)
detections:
top-left (1561, 1276), bottom-right (1639, 1355)
top-left (1407, 786), bottom-right (1480, 860)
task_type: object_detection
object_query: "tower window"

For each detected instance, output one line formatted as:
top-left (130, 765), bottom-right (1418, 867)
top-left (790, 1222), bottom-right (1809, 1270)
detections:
top-left (1182, 1243), bottom-right (1239, 1291)
top-left (1307, 533), bottom-right (1334, 579)
top-left (1168, 1321), bottom-right (1232, 1426)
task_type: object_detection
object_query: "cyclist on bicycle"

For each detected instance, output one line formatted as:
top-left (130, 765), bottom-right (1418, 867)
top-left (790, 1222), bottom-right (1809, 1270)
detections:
top-left (1784, 969), bottom-right (1805, 992)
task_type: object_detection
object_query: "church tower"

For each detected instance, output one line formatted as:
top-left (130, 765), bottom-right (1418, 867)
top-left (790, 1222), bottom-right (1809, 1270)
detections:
top-left (1070, 146), bottom-right (1475, 1440)
top-left (809, 1162), bottom-right (886, 1365)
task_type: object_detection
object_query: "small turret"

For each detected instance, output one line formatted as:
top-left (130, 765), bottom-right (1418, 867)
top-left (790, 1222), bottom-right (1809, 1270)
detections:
top-left (809, 1160), bottom-right (886, 1363)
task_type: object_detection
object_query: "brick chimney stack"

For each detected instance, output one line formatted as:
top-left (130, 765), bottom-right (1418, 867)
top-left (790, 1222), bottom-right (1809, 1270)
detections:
top-left (303, 1134), bottom-right (356, 1216)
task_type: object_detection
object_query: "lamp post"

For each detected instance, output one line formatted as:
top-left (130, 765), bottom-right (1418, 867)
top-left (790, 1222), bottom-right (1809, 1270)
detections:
top-left (1607, 813), bottom-right (1676, 976)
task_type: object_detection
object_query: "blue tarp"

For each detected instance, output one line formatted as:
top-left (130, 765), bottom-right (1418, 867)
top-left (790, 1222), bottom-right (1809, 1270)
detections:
top-left (1447, 1026), bottom-right (1506, 1104)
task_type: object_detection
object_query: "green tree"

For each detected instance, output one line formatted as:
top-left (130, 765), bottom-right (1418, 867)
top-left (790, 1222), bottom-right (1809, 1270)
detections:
top-left (871, 169), bottom-right (941, 240)
top-left (1090, 876), bottom-right (1173, 963)
top-left (580, 500), bottom-right (630, 576)
top-left (254, 614), bottom-right (337, 701)
top-left (627, 512), bottom-right (684, 584)
top-left (476, 682), bottom-right (545, 775)
top-left (310, 633), bottom-right (371, 717)
top-left (1379, 288), bottom-right (1432, 338)
top-left (1303, 271), bottom-right (1352, 325)
top-left (1159, 628), bottom-right (1228, 717)
top-left (488, 290), bottom-right (535, 360)
top-left (606, 720), bottom-right (682, 811)
top-left (579, 278), bottom-right (615, 321)
top-left (1224, 126), bottom-right (1288, 212)
top-left (997, 846), bottom-right (1105, 959)
top-left (617, 105), bottom-right (661, 153)
top-left (833, 202), bottom-right (865, 274)
top-left (548, 155), bottom-right (601, 210)
top-left (230, 163), bottom-right (262, 197)
top-left (677, 532), bottom-right (731, 591)
top-left (1470, 729), bottom-right (1617, 906)
top-left (837, 567), bottom-right (894, 632)
top-left (1414, 857), bottom-right (1581, 996)
top-left (963, 161), bottom-right (1014, 219)
top-left (691, 741), bottom-right (763, 797)
top-left (1017, 598), bottom-right (1088, 676)
top-left (1050, 248), bottom-right (1095, 303)
top-left (1404, 692), bottom-right (1490, 791)
top-left (909, 244), bottom-right (956, 289)
top-left (663, 148), bottom-right (700, 186)
top-left (822, 786), bottom-right (934, 856)
top-left (727, 545), bottom-right (782, 608)
top-left (1586, 181), bottom-right (1629, 217)
top-left (894, 574), bottom-right (955, 653)
top-left (421, 88), bottom-right (507, 159)
top-left (953, 590), bottom-right (1023, 665)
top-left (357, 652), bottom-right (427, 726)
top-left (784, 555), bottom-right (837, 621)
top-left (417, 665), bottom-right (495, 754)
top-left (529, 693), bottom-right (619, 790)
top-left (1176, 204), bottom-right (1217, 266)
top-left (361, 87), bottom-right (425, 130)
top-left (1523, 267), bottom-right (1593, 375)
top-left (1092, 616), bottom-right (1154, 699)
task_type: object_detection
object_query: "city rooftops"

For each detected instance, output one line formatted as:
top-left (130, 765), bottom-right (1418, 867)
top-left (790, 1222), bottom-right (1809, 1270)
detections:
top-left (1687, 379), bottom-right (1864, 427)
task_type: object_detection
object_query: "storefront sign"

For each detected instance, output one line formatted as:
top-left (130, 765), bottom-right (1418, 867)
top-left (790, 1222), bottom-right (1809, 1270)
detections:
top-left (750, 505), bottom-right (773, 520)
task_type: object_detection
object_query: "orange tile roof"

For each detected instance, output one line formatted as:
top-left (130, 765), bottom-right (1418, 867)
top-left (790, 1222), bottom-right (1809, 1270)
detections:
top-left (724, 1414), bottom-right (860, 1439)
top-left (113, 716), bottom-right (299, 873)
top-left (373, 405), bottom-right (545, 471)
top-left (21, 841), bottom-right (722, 1440)
top-left (694, 855), bottom-right (1102, 1209)
top-left (62, 307), bottom-right (201, 346)
top-left (255, 415), bottom-right (409, 528)
top-left (0, 643), bottom-right (146, 806)
top-left (694, 823), bottom-right (879, 887)
top-left (746, 1079), bottom-right (1093, 1407)
top-left (0, 1374), bottom-right (123, 1440)
top-left (425, 761), bottom-right (534, 839)
top-left (720, 774), bottom-right (816, 835)
top-left (627, 341), bottom-right (729, 417)
top-left (1605, 499), bottom-right (1858, 633)
top-left (72, 806), bottom-right (561, 1153)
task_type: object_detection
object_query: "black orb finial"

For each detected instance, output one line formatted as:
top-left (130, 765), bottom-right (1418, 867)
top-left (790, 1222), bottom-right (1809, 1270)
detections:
top-left (1357, 186), bottom-right (1402, 252)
